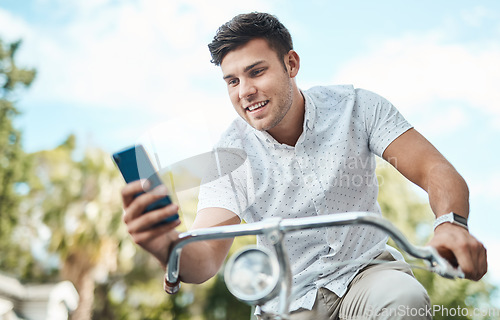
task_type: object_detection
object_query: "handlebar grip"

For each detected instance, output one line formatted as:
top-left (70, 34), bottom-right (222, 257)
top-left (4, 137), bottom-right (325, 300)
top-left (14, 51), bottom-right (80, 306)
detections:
top-left (164, 274), bottom-right (181, 294)
top-left (426, 246), bottom-right (465, 279)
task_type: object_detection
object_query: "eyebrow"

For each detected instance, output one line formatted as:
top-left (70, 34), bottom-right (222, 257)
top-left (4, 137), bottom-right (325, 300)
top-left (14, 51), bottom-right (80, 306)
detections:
top-left (223, 60), bottom-right (265, 80)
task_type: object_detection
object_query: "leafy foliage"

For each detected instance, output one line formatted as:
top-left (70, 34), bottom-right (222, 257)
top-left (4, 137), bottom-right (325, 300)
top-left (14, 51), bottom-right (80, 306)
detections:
top-left (203, 273), bottom-right (251, 320)
top-left (20, 136), bottom-right (132, 319)
top-left (0, 39), bottom-right (36, 272)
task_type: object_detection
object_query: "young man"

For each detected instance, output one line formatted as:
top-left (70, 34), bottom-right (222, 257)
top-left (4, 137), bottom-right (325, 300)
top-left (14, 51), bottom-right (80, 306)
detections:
top-left (121, 12), bottom-right (487, 319)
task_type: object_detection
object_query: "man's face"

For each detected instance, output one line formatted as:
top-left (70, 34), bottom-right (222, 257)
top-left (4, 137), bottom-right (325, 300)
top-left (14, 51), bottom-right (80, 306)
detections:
top-left (220, 38), bottom-right (294, 132)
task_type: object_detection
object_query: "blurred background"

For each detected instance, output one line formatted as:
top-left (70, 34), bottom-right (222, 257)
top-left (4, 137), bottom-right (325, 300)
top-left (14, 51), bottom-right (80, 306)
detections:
top-left (0, 0), bottom-right (499, 319)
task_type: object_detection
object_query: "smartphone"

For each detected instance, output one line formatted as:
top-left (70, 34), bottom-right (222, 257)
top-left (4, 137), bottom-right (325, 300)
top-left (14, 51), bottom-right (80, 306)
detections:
top-left (112, 144), bottom-right (179, 224)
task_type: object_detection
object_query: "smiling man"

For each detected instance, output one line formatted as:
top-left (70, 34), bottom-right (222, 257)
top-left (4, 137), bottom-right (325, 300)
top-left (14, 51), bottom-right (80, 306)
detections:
top-left (121, 12), bottom-right (487, 320)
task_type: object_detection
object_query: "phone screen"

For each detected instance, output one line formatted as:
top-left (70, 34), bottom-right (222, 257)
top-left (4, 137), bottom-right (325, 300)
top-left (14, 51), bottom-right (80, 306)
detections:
top-left (112, 145), bottom-right (179, 224)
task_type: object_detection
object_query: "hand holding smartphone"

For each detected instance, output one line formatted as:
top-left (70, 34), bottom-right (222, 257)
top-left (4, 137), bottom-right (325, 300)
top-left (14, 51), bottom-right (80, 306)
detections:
top-left (112, 144), bottom-right (179, 225)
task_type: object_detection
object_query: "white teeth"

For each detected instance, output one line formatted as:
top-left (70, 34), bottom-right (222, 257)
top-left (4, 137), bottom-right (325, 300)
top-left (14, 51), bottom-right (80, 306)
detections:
top-left (248, 101), bottom-right (267, 111)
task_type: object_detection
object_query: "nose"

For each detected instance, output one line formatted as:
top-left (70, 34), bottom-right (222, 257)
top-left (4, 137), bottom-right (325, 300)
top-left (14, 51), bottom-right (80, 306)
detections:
top-left (238, 79), bottom-right (257, 100)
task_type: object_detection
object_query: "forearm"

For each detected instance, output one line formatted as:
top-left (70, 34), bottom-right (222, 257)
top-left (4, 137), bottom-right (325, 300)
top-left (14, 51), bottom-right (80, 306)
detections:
top-left (160, 208), bottom-right (239, 284)
top-left (177, 240), bottom-right (227, 284)
top-left (426, 161), bottom-right (469, 219)
top-left (425, 162), bottom-right (488, 280)
top-left (161, 236), bottom-right (233, 284)
top-left (382, 129), bottom-right (486, 280)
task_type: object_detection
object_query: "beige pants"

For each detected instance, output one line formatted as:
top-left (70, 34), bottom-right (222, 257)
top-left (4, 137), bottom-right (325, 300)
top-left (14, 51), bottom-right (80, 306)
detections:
top-left (257, 251), bottom-right (431, 320)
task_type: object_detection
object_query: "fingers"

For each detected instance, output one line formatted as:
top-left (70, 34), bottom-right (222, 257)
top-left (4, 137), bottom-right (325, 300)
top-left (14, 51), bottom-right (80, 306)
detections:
top-left (445, 236), bottom-right (486, 280)
top-left (129, 211), bottom-right (181, 246)
top-left (122, 182), bottom-right (170, 223)
top-left (460, 238), bottom-right (487, 281)
top-left (121, 180), bottom-right (147, 207)
top-left (430, 224), bottom-right (488, 281)
top-left (127, 202), bottom-right (179, 234)
top-left (120, 181), bottom-right (181, 266)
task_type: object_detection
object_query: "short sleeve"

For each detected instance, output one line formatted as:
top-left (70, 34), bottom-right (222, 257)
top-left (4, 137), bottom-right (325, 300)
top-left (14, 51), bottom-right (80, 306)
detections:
top-left (196, 149), bottom-right (254, 220)
top-left (356, 88), bottom-right (413, 157)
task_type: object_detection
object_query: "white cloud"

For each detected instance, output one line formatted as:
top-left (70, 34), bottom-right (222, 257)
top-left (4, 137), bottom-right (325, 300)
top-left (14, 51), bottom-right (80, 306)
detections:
top-left (332, 32), bottom-right (500, 127)
top-left (490, 117), bottom-right (500, 132)
top-left (469, 171), bottom-right (500, 201)
top-left (0, 9), bottom-right (34, 45)
top-left (416, 106), bottom-right (467, 136)
top-left (4, 0), bottom-right (273, 122)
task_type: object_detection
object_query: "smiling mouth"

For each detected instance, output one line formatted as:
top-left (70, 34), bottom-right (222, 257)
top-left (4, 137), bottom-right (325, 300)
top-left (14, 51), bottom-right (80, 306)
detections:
top-left (246, 100), bottom-right (269, 112)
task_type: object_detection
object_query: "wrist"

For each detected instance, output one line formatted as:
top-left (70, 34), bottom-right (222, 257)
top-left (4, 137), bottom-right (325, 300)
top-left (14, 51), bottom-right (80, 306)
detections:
top-left (433, 212), bottom-right (468, 231)
top-left (158, 230), bottom-right (180, 271)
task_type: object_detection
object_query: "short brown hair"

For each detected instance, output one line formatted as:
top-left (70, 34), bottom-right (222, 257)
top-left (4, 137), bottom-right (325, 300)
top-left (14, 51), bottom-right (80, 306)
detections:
top-left (208, 12), bottom-right (293, 66)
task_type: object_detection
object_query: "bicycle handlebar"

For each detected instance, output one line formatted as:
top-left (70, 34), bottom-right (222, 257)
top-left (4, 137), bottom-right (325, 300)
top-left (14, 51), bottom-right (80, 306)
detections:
top-left (164, 212), bottom-right (464, 294)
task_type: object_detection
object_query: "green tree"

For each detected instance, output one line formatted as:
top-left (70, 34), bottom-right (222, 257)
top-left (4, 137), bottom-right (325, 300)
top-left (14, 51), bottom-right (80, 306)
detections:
top-left (0, 39), bottom-right (36, 271)
top-left (203, 273), bottom-right (251, 320)
top-left (377, 161), bottom-right (497, 320)
top-left (24, 136), bottom-right (129, 320)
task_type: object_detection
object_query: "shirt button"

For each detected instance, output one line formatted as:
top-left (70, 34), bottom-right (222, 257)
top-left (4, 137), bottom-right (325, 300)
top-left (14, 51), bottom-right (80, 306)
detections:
top-left (306, 176), bottom-right (314, 183)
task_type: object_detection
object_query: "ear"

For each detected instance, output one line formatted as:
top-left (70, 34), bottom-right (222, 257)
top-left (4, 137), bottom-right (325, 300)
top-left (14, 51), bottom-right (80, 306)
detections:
top-left (285, 50), bottom-right (300, 78)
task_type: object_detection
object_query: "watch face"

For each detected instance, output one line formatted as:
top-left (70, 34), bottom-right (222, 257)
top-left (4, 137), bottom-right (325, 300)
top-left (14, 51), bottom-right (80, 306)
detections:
top-left (453, 213), bottom-right (468, 226)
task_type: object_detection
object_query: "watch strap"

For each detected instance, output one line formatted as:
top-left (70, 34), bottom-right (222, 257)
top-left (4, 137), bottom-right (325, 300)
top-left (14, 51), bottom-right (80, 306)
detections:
top-left (433, 212), bottom-right (468, 231)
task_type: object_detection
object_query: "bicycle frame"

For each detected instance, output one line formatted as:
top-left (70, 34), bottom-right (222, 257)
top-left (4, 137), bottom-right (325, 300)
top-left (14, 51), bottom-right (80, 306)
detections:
top-left (164, 212), bottom-right (463, 317)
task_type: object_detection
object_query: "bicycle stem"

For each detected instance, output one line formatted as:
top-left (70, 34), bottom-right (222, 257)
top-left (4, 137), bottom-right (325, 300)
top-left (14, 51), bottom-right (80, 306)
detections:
top-left (266, 226), bottom-right (292, 316)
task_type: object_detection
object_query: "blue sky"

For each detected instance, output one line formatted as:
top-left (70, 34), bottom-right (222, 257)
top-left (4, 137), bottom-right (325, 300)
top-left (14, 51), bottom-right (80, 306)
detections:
top-left (1, 0), bottom-right (499, 305)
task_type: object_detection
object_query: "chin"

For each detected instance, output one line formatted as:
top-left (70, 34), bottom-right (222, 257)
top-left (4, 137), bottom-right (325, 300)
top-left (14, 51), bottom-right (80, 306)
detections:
top-left (253, 118), bottom-right (273, 129)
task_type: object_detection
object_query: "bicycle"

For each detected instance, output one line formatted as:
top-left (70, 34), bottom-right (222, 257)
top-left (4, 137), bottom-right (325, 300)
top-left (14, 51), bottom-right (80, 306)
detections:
top-left (163, 212), bottom-right (464, 319)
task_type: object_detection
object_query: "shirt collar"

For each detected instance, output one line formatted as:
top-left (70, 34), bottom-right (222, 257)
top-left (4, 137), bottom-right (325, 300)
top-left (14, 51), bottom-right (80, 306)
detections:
top-left (302, 89), bottom-right (316, 131)
top-left (253, 129), bottom-right (278, 146)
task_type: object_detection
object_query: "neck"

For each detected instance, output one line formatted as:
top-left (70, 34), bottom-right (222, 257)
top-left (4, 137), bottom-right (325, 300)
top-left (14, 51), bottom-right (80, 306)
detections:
top-left (267, 87), bottom-right (305, 146)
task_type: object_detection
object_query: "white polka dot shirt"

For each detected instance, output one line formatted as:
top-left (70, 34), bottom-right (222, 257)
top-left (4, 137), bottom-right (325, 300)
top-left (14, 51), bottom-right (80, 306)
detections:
top-left (197, 85), bottom-right (413, 313)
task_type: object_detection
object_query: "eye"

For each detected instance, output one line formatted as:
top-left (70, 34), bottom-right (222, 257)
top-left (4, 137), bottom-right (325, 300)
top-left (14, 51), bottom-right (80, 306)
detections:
top-left (251, 68), bottom-right (265, 77)
top-left (228, 78), bottom-right (239, 87)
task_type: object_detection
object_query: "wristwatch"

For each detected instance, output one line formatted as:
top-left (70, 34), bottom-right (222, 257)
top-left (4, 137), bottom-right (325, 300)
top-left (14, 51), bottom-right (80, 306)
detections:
top-left (433, 212), bottom-right (468, 231)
